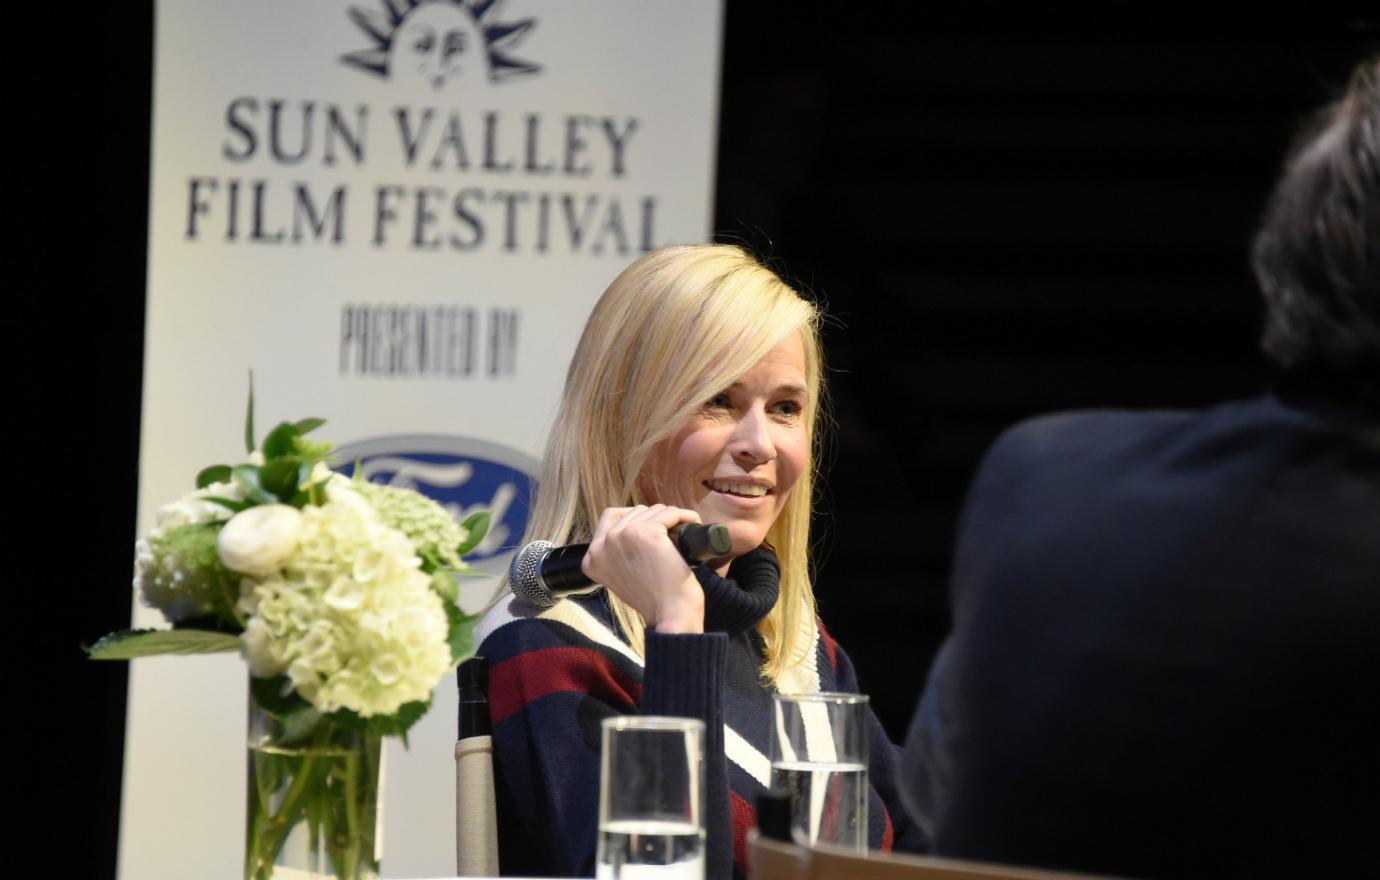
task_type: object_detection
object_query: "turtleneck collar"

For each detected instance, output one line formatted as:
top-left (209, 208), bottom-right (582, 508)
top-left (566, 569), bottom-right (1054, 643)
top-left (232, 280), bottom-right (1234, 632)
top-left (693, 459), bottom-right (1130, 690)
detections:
top-left (692, 545), bottom-right (780, 635)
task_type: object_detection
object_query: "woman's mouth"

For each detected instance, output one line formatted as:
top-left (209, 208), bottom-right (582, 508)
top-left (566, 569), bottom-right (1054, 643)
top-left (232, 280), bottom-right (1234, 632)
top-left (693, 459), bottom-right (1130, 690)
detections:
top-left (704, 479), bottom-right (770, 497)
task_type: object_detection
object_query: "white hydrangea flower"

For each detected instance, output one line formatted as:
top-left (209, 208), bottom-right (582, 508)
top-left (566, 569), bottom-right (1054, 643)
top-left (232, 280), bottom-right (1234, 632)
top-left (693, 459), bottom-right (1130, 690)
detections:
top-left (353, 479), bottom-right (469, 567)
top-left (242, 616), bottom-right (283, 678)
top-left (134, 479), bottom-right (251, 623)
top-left (241, 497), bottom-right (451, 717)
top-left (150, 480), bottom-right (244, 535)
top-left (323, 473), bottom-right (377, 516)
top-left (134, 526), bottom-right (237, 622)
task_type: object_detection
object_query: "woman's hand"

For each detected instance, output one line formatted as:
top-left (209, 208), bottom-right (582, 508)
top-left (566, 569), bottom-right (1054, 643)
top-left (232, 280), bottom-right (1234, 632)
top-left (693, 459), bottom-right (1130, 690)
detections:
top-left (582, 504), bottom-right (705, 633)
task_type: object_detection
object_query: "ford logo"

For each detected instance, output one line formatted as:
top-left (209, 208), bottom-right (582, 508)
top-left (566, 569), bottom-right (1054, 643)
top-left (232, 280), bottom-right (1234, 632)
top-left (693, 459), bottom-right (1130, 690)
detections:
top-left (331, 434), bottom-right (540, 569)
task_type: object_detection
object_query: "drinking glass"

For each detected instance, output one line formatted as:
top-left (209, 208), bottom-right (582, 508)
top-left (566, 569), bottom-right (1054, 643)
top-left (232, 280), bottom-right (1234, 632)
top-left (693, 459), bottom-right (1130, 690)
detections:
top-left (597, 716), bottom-right (706, 879)
top-left (768, 692), bottom-right (870, 853)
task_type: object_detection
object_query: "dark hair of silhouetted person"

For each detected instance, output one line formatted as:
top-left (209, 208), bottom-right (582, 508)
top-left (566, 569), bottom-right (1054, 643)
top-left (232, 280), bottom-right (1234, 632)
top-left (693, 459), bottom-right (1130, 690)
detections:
top-left (1252, 54), bottom-right (1380, 405)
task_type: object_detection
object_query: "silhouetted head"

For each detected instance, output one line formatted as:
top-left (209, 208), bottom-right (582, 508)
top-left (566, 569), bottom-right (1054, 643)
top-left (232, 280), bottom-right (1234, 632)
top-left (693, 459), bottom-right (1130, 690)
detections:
top-left (1252, 55), bottom-right (1380, 405)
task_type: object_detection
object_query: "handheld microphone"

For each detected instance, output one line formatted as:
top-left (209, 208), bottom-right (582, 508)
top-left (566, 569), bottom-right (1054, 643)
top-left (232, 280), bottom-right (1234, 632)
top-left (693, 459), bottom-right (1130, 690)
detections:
top-left (509, 522), bottom-right (732, 608)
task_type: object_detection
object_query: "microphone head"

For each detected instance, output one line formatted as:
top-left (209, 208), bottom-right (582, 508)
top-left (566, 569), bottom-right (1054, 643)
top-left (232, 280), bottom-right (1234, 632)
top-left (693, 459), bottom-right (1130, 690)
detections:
top-left (509, 540), bottom-right (556, 608)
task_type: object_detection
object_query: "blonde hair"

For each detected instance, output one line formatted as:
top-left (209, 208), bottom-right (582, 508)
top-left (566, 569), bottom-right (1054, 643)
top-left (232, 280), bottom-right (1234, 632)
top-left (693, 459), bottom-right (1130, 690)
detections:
top-left (508, 244), bottom-right (825, 683)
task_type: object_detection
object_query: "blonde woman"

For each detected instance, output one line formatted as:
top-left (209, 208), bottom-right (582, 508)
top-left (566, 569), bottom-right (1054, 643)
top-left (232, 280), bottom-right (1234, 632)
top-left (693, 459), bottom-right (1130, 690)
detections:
top-left (476, 244), bottom-right (925, 878)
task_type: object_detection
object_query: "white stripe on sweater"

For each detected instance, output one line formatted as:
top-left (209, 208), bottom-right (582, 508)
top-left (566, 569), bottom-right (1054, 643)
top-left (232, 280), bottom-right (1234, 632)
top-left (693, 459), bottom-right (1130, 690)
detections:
top-left (724, 724), bottom-right (772, 787)
top-left (478, 592), bottom-right (823, 788)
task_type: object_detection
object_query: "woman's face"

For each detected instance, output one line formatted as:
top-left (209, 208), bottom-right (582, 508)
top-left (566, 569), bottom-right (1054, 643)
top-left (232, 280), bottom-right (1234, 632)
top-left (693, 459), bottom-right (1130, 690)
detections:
top-left (637, 334), bottom-right (810, 559)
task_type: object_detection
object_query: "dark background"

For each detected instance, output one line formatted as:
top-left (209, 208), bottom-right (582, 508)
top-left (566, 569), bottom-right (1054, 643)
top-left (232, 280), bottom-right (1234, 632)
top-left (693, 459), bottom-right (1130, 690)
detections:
top-left (54, 6), bottom-right (1373, 878)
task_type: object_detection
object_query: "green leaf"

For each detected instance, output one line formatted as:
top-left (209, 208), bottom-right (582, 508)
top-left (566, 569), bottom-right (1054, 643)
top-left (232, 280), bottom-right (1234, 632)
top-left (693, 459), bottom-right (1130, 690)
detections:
top-left (251, 675), bottom-right (306, 718)
top-left (233, 464), bottom-right (277, 505)
top-left (245, 371), bottom-right (256, 454)
top-left (292, 417), bottom-right (326, 435)
top-left (260, 456), bottom-right (302, 500)
top-left (203, 496), bottom-right (253, 514)
top-left (417, 548), bottom-right (442, 575)
top-left (86, 628), bottom-right (241, 660)
top-left (455, 510), bottom-right (491, 556)
top-left (431, 569), bottom-right (458, 603)
top-left (331, 699), bottom-right (431, 746)
top-left (276, 704), bottom-right (324, 747)
top-left (444, 601), bottom-right (478, 665)
top-left (262, 421), bottom-right (301, 460)
top-left (197, 464), bottom-right (233, 489)
top-left (292, 434), bottom-right (334, 464)
top-left (248, 675), bottom-right (323, 744)
top-left (290, 460), bottom-right (333, 508)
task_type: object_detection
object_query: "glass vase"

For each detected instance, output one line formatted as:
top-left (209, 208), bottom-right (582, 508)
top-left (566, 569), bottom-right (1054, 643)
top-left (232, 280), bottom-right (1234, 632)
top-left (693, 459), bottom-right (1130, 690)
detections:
top-left (245, 699), bottom-right (383, 880)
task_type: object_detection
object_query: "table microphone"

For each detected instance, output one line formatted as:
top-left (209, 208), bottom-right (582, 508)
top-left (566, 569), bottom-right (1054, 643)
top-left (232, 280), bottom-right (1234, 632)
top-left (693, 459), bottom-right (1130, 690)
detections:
top-left (509, 522), bottom-right (732, 607)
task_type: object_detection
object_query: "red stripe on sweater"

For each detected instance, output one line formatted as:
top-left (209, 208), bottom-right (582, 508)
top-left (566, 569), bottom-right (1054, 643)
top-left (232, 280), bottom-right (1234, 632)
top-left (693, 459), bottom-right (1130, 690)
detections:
top-left (880, 799), bottom-right (894, 852)
top-left (729, 789), bottom-right (755, 873)
top-left (489, 645), bottom-right (641, 724)
top-left (816, 620), bottom-right (839, 675)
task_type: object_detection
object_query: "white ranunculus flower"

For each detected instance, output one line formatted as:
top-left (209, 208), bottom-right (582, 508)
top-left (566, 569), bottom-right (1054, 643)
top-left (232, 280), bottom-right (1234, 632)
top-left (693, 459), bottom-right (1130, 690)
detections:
top-left (218, 504), bottom-right (303, 577)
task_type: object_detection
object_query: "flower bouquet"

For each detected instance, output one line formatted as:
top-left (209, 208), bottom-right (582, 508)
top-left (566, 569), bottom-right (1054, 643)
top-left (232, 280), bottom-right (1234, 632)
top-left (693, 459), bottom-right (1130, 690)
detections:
top-left (90, 392), bottom-right (487, 880)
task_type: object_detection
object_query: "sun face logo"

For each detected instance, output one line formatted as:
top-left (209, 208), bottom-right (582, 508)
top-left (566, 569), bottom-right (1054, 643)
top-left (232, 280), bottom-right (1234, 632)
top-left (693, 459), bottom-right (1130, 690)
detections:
top-left (342, 0), bottom-right (540, 90)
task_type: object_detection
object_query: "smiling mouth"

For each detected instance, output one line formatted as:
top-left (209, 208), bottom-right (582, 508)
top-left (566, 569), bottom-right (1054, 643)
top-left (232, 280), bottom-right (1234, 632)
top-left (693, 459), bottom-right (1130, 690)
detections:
top-left (704, 479), bottom-right (770, 497)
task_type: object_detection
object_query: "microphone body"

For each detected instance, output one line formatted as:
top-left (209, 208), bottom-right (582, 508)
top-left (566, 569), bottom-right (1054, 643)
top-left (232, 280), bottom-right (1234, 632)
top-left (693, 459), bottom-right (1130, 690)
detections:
top-left (510, 522), bottom-right (731, 607)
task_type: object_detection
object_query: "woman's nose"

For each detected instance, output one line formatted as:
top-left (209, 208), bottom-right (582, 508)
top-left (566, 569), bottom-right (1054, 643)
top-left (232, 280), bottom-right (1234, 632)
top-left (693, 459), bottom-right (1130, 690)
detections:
top-left (730, 406), bottom-right (776, 465)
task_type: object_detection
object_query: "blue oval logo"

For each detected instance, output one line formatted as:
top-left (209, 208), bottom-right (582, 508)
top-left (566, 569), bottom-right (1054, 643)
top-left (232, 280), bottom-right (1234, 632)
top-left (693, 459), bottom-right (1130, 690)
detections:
top-left (331, 434), bottom-right (540, 567)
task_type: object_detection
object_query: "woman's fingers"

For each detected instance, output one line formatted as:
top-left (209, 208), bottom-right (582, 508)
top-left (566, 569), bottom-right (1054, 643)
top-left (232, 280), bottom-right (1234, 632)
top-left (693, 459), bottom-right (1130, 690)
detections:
top-left (586, 505), bottom-right (640, 556)
top-left (580, 504), bottom-right (706, 633)
top-left (584, 505), bottom-right (657, 581)
top-left (593, 504), bottom-right (639, 534)
top-left (612, 504), bottom-right (702, 531)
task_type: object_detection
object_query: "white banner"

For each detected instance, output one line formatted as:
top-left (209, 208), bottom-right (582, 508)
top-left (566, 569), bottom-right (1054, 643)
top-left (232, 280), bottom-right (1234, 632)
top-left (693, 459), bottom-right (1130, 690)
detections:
top-left (123, 2), bottom-right (723, 876)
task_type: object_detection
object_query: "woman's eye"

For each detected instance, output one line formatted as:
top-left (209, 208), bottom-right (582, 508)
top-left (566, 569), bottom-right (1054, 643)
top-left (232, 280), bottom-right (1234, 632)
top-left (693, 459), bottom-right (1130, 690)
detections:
top-left (705, 393), bottom-right (732, 409)
top-left (772, 400), bottom-right (803, 418)
top-left (414, 35), bottom-right (434, 53)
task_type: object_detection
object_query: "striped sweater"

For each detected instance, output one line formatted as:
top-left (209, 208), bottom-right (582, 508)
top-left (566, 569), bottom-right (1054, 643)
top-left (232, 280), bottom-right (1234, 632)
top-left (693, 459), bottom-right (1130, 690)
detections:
top-left (476, 548), bottom-right (926, 878)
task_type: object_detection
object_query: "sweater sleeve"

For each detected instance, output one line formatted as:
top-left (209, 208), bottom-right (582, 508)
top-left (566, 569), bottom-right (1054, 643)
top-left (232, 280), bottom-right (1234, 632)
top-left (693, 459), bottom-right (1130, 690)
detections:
top-left (642, 630), bottom-right (731, 880)
top-left (482, 611), bottom-right (731, 878)
top-left (817, 622), bottom-right (931, 854)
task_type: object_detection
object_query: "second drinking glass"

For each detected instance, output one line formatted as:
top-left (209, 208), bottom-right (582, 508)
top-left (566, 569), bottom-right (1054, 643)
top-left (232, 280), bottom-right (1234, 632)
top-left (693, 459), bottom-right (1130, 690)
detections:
top-left (768, 692), bottom-right (870, 853)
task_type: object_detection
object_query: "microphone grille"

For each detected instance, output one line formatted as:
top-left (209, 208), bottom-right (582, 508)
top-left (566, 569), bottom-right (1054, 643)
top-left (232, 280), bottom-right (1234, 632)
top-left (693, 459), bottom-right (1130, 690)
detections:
top-left (509, 540), bottom-right (555, 607)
